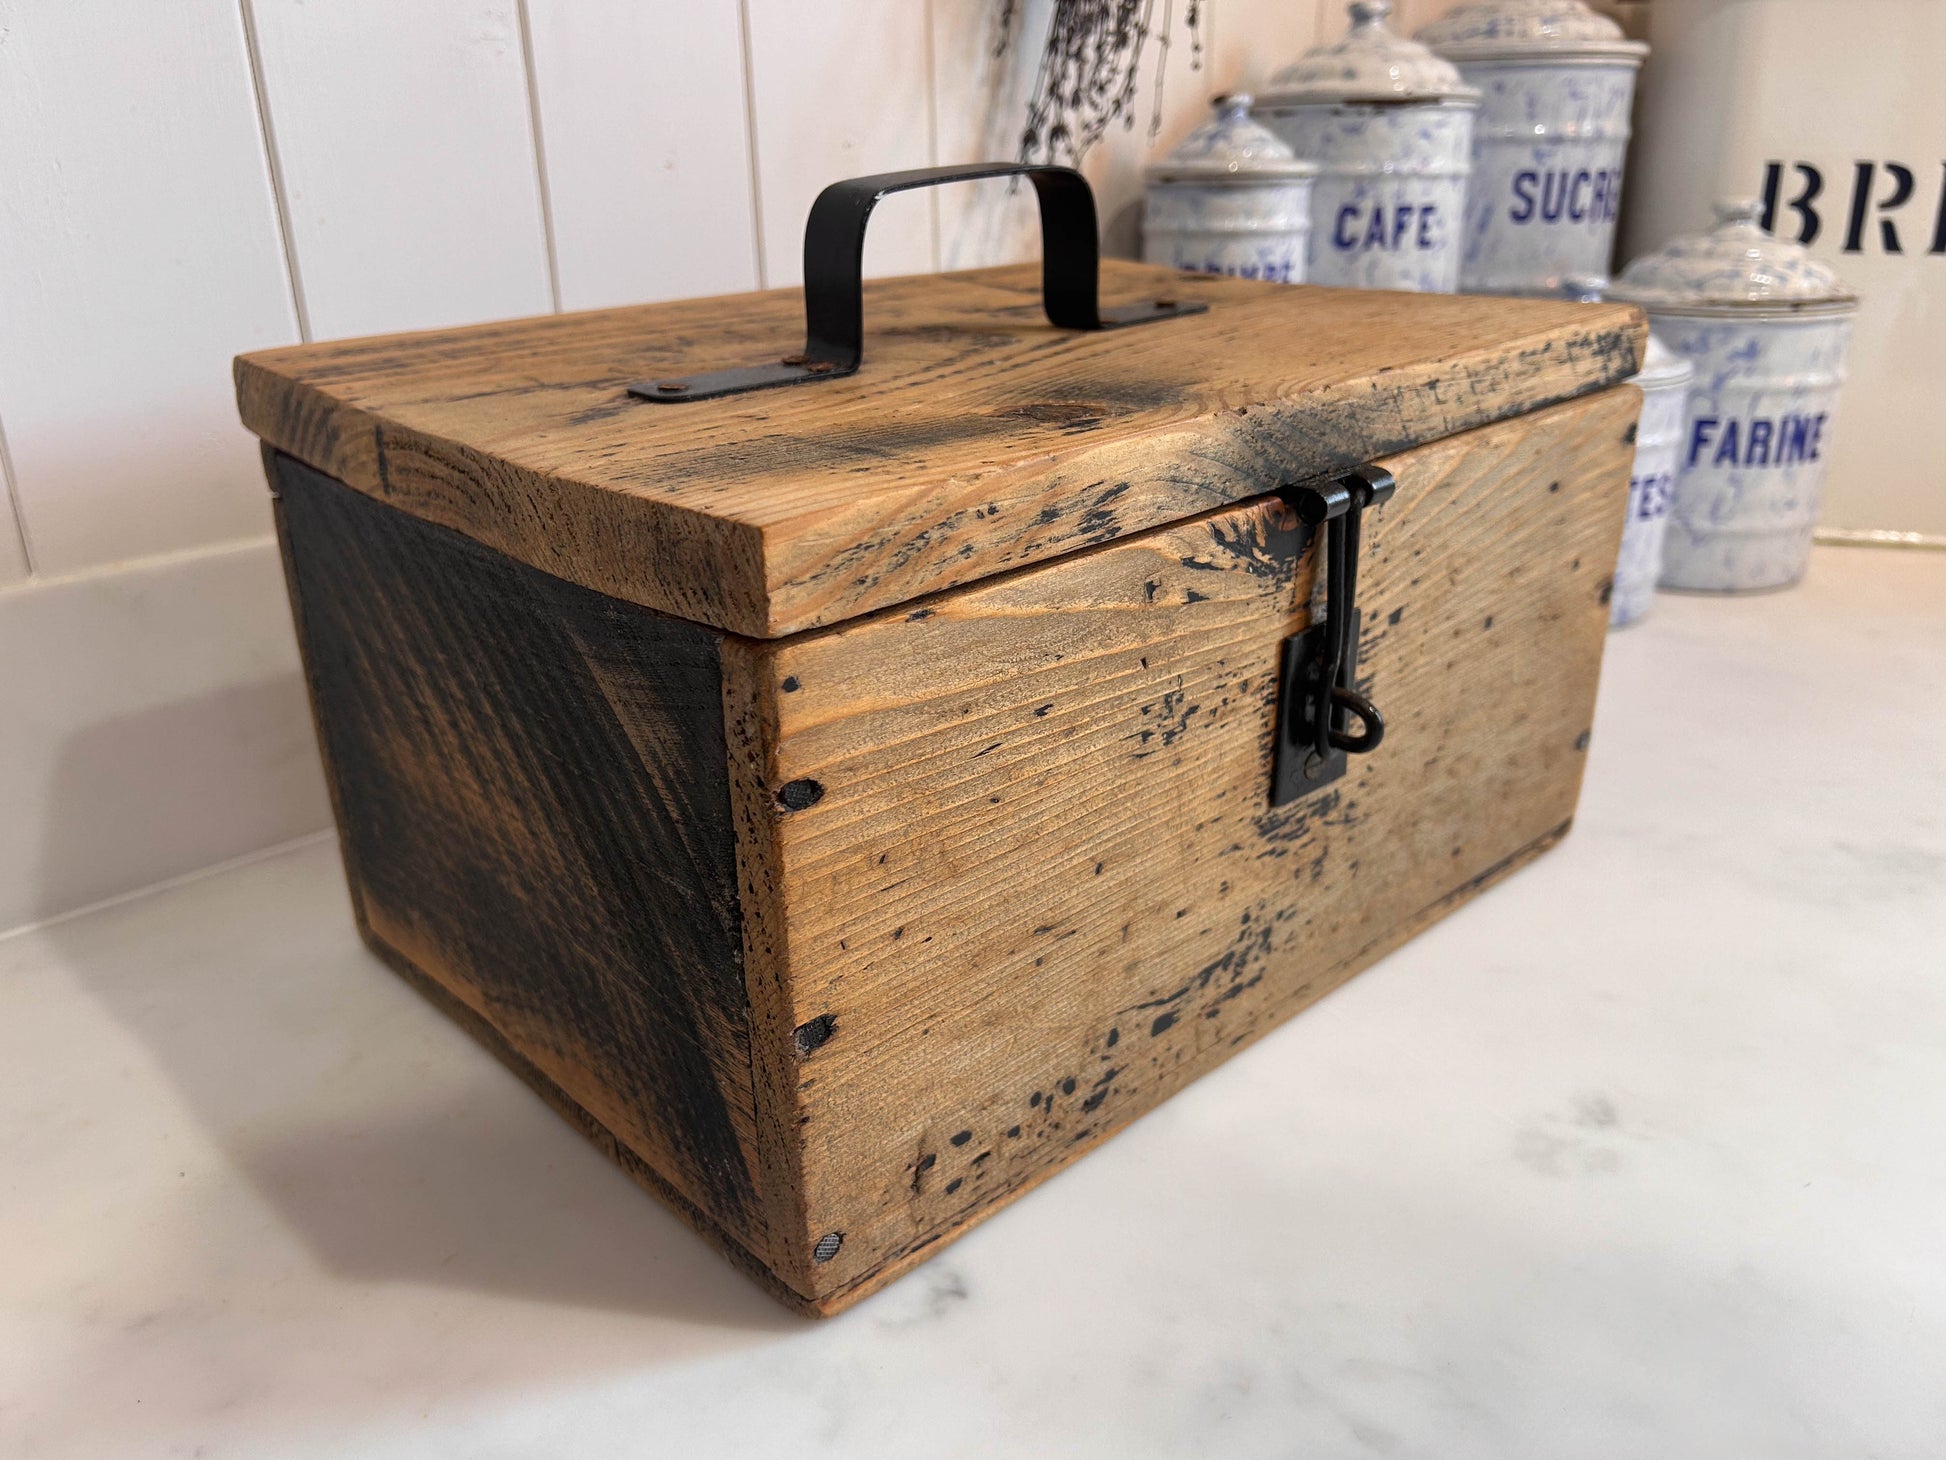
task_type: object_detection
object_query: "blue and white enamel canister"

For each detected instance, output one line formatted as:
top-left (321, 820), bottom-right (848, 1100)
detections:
top-left (1610, 200), bottom-right (1858, 593)
top-left (1416, 0), bottom-right (1647, 296)
top-left (1253, 0), bottom-right (1477, 293)
top-left (1142, 95), bottom-right (1319, 283)
top-left (1612, 332), bottom-right (1694, 623)
top-left (1565, 277), bottom-right (1693, 626)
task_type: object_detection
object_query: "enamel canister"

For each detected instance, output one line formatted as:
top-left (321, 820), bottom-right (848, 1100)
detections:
top-left (1565, 278), bottom-right (1693, 626)
top-left (1417, 0), bottom-right (1646, 296)
top-left (1612, 332), bottom-right (1694, 623)
top-left (1254, 0), bottom-right (1477, 293)
top-left (1610, 199), bottom-right (1858, 593)
top-left (1142, 94), bottom-right (1319, 283)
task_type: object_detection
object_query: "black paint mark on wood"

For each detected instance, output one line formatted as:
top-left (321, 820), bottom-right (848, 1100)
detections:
top-left (272, 452), bottom-right (758, 1228)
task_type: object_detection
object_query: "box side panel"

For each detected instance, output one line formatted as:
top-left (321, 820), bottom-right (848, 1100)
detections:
top-left (754, 387), bottom-right (1640, 1312)
top-left (269, 453), bottom-right (770, 1265)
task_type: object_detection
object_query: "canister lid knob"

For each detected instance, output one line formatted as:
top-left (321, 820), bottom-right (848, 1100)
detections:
top-left (1560, 273), bottom-right (1607, 304)
top-left (1712, 198), bottom-right (1766, 226)
top-left (1143, 92), bottom-right (1318, 184)
top-left (1256, 0), bottom-right (1479, 107)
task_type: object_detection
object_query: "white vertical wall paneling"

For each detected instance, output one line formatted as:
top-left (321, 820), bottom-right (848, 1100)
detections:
top-left (0, 424), bottom-right (29, 585)
top-left (743, 0), bottom-right (938, 286)
top-left (247, 0), bottom-right (554, 339)
top-left (930, 0), bottom-right (1051, 272)
top-left (0, 0), bottom-right (299, 576)
top-left (523, 0), bottom-right (760, 311)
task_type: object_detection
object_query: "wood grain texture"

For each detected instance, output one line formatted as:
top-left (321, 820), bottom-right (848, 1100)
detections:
top-left (269, 451), bottom-right (769, 1264)
top-left (236, 262), bottom-right (1645, 639)
top-left (727, 387), bottom-right (1639, 1311)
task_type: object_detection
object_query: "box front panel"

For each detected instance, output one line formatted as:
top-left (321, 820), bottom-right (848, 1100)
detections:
top-left (741, 388), bottom-right (1639, 1311)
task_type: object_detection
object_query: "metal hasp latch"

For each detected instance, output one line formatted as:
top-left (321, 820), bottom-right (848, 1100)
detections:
top-left (627, 162), bottom-right (1205, 404)
top-left (1270, 465), bottom-right (1397, 807)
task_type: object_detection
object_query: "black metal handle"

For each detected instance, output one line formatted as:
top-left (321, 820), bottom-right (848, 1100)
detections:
top-left (629, 163), bottom-right (1206, 404)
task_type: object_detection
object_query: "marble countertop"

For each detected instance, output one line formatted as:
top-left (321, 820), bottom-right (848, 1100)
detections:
top-left (6, 545), bottom-right (1944, 1459)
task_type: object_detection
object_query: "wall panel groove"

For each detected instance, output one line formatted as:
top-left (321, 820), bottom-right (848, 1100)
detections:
top-left (514, 0), bottom-right (566, 315)
top-left (737, 0), bottom-right (771, 290)
top-left (0, 411), bottom-right (31, 583)
top-left (246, 0), bottom-right (554, 339)
top-left (238, 0), bottom-right (313, 343)
top-left (522, 0), bottom-right (759, 310)
top-left (0, 0), bottom-right (300, 574)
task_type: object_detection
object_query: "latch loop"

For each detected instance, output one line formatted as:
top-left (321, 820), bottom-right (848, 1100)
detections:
top-left (1270, 465), bottom-right (1396, 807)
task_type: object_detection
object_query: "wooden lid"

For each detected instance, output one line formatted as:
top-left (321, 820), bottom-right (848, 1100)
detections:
top-left (236, 261), bottom-right (1643, 639)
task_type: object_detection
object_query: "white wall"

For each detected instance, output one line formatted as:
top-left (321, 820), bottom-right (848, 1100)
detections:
top-left (0, 0), bottom-right (1338, 931)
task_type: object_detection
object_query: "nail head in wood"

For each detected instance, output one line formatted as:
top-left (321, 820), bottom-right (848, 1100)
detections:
top-left (777, 779), bottom-right (825, 811)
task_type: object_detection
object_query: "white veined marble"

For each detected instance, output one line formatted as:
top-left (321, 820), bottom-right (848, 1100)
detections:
top-left (5, 545), bottom-right (1945, 1458)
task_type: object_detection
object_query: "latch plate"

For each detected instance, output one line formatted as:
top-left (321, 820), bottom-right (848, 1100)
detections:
top-left (1269, 465), bottom-right (1395, 808)
top-left (1271, 609), bottom-right (1364, 805)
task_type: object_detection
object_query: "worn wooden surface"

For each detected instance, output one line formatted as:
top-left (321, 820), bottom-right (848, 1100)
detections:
top-left (729, 388), bottom-right (1639, 1312)
top-left (237, 262), bottom-right (1644, 638)
top-left (269, 452), bottom-right (772, 1268)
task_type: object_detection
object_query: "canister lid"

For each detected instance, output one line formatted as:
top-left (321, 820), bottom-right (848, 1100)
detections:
top-left (1414, 0), bottom-right (1648, 62)
top-left (1609, 199), bottom-right (1860, 316)
top-left (1257, 0), bottom-right (1479, 108)
top-left (1144, 95), bottom-right (1319, 185)
top-left (1561, 276), bottom-right (1689, 385)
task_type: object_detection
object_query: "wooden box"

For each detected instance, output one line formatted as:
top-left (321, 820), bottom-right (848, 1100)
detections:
top-left (236, 175), bottom-right (1643, 1315)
